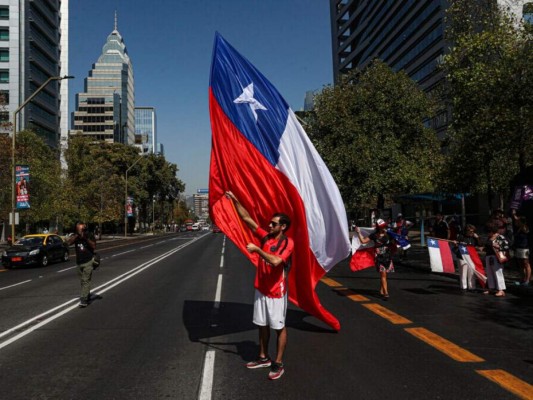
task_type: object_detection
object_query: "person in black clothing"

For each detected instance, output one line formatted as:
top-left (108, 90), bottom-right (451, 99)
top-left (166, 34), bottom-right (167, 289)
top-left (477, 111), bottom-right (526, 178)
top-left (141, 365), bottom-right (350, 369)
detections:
top-left (355, 219), bottom-right (396, 299)
top-left (431, 213), bottom-right (450, 240)
top-left (512, 210), bottom-right (530, 286)
top-left (67, 222), bottom-right (96, 307)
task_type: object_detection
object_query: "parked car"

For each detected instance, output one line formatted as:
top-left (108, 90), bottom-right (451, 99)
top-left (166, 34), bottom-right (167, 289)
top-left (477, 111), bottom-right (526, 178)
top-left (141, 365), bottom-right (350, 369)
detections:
top-left (1, 234), bottom-right (70, 268)
top-left (191, 223), bottom-right (200, 231)
top-left (212, 225), bottom-right (222, 233)
top-left (179, 224), bottom-right (187, 232)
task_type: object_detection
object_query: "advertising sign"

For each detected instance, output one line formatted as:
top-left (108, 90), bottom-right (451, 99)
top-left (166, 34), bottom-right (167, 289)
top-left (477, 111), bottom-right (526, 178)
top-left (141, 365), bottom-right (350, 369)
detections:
top-left (126, 196), bottom-right (134, 217)
top-left (16, 165), bottom-right (30, 209)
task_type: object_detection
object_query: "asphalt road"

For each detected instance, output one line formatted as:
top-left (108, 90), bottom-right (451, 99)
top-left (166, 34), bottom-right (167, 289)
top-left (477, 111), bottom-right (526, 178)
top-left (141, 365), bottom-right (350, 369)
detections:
top-left (0, 232), bottom-right (531, 399)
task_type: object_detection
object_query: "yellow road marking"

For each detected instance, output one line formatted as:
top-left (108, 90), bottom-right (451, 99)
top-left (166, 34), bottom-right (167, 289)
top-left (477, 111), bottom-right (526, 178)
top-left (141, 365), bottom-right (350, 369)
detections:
top-left (331, 287), bottom-right (370, 302)
top-left (362, 303), bottom-right (412, 325)
top-left (347, 294), bottom-right (370, 302)
top-left (0, 269), bottom-right (6, 272)
top-left (321, 277), bottom-right (343, 287)
top-left (405, 327), bottom-right (484, 362)
top-left (477, 370), bottom-right (533, 400)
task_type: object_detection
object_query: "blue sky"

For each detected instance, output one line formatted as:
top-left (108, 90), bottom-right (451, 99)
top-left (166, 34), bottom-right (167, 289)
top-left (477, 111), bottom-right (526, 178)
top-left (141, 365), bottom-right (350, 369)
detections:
top-left (69, 0), bottom-right (333, 195)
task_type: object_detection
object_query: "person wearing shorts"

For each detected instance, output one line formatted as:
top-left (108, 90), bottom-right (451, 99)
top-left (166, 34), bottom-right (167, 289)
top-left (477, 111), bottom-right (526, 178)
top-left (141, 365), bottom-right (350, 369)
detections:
top-left (225, 191), bottom-right (294, 380)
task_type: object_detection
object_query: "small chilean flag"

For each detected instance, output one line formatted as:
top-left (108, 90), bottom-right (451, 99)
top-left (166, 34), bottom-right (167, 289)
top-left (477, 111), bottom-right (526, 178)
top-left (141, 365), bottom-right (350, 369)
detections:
top-left (208, 33), bottom-right (350, 330)
top-left (428, 238), bottom-right (455, 273)
top-left (459, 244), bottom-right (487, 287)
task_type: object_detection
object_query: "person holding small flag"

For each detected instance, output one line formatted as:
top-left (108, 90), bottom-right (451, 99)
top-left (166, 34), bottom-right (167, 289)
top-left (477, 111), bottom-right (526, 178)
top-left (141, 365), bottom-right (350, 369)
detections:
top-left (454, 224), bottom-right (482, 291)
top-left (355, 219), bottom-right (396, 299)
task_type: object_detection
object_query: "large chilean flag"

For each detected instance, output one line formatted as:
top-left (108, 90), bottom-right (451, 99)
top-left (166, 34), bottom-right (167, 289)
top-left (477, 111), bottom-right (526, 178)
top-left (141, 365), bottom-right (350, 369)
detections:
top-left (208, 33), bottom-right (350, 330)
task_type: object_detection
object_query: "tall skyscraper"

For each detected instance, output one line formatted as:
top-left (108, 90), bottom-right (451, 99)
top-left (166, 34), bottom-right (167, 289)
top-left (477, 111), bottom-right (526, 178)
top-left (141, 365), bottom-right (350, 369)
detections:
top-left (71, 13), bottom-right (135, 144)
top-left (329, 0), bottom-right (527, 136)
top-left (0, 0), bottom-right (69, 148)
top-left (135, 106), bottom-right (156, 154)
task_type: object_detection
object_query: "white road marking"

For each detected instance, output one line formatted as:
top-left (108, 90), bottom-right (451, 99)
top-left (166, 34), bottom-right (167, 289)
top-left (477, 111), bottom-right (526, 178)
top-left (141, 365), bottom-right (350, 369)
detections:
top-left (0, 280), bottom-right (32, 291)
top-left (56, 265), bottom-right (77, 273)
top-left (214, 275), bottom-right (223, 309)
top-left (112, 249), bottom-right (135, 257)
top-left (198, 350), bottom-right (215, 400)
top-left (0, 235), bottom-right (206, 350)
top-left (199, 236), bottom-right (226, 399)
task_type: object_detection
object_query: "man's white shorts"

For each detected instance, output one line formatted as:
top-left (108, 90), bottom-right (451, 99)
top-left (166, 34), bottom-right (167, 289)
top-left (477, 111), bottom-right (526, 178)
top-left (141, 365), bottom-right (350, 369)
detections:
top-left (253, 289), bottom-right (287, 330)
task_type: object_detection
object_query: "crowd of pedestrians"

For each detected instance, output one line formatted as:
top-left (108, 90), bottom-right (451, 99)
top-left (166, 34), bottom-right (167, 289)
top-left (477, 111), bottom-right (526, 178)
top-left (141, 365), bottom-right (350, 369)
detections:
top-left (351, 207), bottom-right (531, 300)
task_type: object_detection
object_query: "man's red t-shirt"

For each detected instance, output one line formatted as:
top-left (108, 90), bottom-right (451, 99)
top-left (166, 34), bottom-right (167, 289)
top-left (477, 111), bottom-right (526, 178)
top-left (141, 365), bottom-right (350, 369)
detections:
top-left (253, 227), bottom-right (294, 298)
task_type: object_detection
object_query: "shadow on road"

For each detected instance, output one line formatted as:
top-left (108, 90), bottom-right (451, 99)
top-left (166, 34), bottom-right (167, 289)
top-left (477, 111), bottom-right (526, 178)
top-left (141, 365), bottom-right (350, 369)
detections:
top-left (183, 300), bottom-right (334, 343)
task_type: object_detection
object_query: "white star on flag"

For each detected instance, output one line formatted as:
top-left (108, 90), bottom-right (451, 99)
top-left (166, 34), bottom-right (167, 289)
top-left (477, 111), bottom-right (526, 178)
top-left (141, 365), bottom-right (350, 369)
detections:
top-left (233, 83), bottom-right (267, 121)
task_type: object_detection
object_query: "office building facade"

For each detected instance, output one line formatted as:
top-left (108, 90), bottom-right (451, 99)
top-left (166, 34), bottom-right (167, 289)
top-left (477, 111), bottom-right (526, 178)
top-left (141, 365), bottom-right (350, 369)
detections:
top-left (135, 106), bottom-right (156, 154)
top-left (71, 15), bottom-right (134, 144)
top-left (0, 0), bottom-right (69, 148)
top-left (330, 0), bottom-right (527, 136)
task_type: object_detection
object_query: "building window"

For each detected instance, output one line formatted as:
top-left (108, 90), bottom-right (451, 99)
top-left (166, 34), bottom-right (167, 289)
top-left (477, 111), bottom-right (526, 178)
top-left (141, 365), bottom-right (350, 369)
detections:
top-left (0, 7), bottom-right (8, 20)
top-left (0, 70), bottom-right (8, 83)
top-left (0, 29), bottom-right (8, 41)
top-left (0, 49), bottom-right (8, 62)
top-left (0, 90), bottom-right (9, 104)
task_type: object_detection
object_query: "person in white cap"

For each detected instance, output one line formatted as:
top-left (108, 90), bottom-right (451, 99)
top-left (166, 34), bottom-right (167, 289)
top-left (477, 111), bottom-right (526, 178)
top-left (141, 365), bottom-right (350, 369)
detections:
top-left (355, 219), bottom-right (396, 299)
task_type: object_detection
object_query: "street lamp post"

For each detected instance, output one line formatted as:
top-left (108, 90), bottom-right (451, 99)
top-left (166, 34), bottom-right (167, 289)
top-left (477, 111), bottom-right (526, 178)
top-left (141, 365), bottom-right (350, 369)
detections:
top-left (124, 155), bottom-right (144, 237)
top-left (11, 75), bottom-right (74, 242)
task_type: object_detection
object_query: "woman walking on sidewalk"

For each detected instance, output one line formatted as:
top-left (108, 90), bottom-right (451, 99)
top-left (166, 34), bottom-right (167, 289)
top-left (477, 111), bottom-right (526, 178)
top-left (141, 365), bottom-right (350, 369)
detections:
top-left (355, 219), bottom-right (396, 299)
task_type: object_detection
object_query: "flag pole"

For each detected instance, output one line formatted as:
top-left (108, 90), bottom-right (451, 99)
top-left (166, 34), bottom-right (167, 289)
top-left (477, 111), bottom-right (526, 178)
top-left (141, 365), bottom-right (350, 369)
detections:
top-left (228, 196), bottom-right (251, 243)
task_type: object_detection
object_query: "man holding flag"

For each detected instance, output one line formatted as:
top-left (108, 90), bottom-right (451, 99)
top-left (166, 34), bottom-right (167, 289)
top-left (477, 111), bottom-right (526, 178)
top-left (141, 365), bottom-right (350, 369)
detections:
top-left (226, 191), bottom-right (293, 380)
top-left (208, 32), bottom-right (350, 334)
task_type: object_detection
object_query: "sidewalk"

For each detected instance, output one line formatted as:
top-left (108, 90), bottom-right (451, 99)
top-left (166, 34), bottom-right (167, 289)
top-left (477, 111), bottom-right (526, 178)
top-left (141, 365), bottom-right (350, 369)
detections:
top-left (394, 230), bottom-right (532, 297)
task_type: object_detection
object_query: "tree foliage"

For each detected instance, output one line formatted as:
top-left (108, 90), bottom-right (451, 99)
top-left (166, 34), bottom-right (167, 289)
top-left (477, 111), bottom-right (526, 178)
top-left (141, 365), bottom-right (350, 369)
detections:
top-left (64, 134), bottom-right (185, 230)
top-left (441, 0), bottom-right (533, 207)
top-left (308, 60), bottom-right (442, 210)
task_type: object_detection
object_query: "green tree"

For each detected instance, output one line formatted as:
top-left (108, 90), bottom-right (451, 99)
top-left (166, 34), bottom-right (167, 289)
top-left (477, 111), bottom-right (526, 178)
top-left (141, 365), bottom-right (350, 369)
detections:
top-left (308, 60), bottom-right (442, 210)
top-left (64, 134), bottom-right (185, 232)
top-left (441, 0), bottom-right (533, 208)
top-left (15, 130), bottom-right (62, 230)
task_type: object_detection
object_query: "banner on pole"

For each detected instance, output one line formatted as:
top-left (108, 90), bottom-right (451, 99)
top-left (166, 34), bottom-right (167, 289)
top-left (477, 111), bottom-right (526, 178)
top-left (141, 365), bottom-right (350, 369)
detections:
top-left (16, 165), bottom-right (30, 209)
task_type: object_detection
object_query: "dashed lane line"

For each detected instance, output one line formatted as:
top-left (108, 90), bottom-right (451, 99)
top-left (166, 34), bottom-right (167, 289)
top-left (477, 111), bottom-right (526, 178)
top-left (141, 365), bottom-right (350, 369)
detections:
top-left (320, 276), bottom-right (533, 397)
top-left (405, 327), bottom-right (484, 362)
top-left (476, 369), bottom-right (533, 400)
top-left (362, 303), bottom-right (412, 325)
top-left (0, 280), bottom-right (32, 291)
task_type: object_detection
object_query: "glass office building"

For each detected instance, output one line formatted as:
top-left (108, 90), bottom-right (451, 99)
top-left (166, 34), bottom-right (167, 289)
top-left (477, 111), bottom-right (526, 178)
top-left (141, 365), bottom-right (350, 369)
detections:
top-left (329, 0), bottom-right (527, 137)
top-left (0, 0), bottom-right (69, 148)
top-left (135, 106), bottom-right (156, 154)
top-left (72, 15), bottom-right (135, 144)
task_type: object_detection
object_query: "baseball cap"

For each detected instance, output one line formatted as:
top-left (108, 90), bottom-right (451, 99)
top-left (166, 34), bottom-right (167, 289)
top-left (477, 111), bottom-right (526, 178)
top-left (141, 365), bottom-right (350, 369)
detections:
top-left (376, 219), bottom-right (387, 228)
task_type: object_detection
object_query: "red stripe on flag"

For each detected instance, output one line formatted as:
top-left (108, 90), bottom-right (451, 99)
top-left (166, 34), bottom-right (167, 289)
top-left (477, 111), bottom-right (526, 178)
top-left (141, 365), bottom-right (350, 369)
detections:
top-left (208, 89), bottom-right (341, 330)
top-left (438, 240), bottom-right (455, 273)
top-left (467, 245), bottom-right (487, 288)
top-left (350, 247), bottom-right (375, 272)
